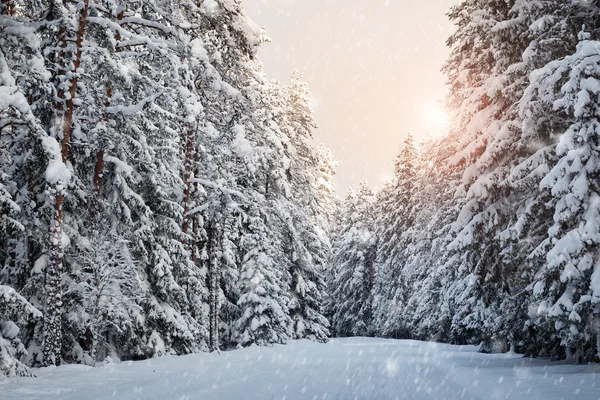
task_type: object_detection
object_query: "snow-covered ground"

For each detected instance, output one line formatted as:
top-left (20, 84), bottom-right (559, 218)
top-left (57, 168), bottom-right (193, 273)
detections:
top-left (2, 338), bottom-right (599, 400)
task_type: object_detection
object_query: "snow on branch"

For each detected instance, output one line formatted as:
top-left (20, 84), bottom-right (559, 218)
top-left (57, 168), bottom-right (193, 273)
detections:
top-left (106, 92), bottom-right (163, 116)
top-left (191, 178), bottom-right (247, 199)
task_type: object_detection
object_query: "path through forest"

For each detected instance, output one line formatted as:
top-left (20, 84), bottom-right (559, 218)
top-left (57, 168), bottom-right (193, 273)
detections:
top-left (2, 338), bottom-right (598, 399)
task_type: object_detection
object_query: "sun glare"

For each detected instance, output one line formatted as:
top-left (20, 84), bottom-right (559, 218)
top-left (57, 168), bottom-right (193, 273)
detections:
top-left (422, 102), bottom-right (450, 136)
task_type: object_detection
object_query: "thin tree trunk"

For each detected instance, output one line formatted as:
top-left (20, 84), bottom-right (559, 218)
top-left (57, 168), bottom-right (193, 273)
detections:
top-left (181, 129), bottom-right (195, 243)
top-left (209, 221), bottom-right (221, 352)
top-left (191, 148), bottom-right (201, 264)
top-left (191, 211), bottom-right (199, 264)
top-left (92, 9), bottom-right (123, 216)
top-left (27, 89), bottom-right (35, 272)
top-left (93, 150), bottom-right (104, 206)
top-left (114, 6), bottom-right (125, 43)
top-left (43, 0), bottom-right (90, 367)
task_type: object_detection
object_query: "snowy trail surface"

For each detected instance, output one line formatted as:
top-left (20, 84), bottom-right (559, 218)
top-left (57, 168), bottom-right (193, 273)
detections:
top-left (2, 338), bottom-right (599, 400)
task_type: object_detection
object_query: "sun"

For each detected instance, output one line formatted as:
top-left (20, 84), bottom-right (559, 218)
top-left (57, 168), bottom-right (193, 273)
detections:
top-left (422, 101), bottom-right (450, 136)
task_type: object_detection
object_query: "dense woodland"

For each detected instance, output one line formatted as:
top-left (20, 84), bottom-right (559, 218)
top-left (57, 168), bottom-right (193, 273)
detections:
top-left (2, 0), bottom-right (600, 378)
top-left (0, 0), bottom-right (337, 376)
top-left (330, 0), bottom-right (600, 363)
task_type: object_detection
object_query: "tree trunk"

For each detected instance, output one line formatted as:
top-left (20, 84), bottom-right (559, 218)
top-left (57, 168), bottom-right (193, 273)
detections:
top-left (93, 150), bottom-right (104, 207)
top-left (92, 9), bottom-right (123, 216)
top-left (181, 129), bottom-right (195, 243)
top-left (27, 89), bottom-right (35, 272)
top-left (43, 0), bottom-right (90, 367)
top-left (208, 221), bottom-right (221, 352)
top-left (191, 151), bottom-right (200, 264)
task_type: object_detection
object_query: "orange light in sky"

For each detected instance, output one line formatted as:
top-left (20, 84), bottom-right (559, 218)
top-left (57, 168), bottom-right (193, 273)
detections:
top-left (422, 102), bottom-right (450, 136)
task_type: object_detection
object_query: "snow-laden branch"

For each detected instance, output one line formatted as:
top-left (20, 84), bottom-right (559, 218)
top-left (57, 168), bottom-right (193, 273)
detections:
top-left (106, 92), bottom-right (163, 116)
top-left (191, 178), bottom-right (247, 200)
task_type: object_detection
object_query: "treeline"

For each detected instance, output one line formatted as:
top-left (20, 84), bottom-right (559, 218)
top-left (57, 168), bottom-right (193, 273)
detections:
top-left (0, 0), bottom-right (337, 376)
top-left (329, 0), bottom-right (600, 362)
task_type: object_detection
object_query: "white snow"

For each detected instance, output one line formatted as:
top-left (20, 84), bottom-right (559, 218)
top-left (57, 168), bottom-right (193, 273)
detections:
top-left (232, 125), bottom-right (254, 159)
top-left (2, 338), bottom-right (598, 400)
top-left (190, 39), bottom-right (209, 62)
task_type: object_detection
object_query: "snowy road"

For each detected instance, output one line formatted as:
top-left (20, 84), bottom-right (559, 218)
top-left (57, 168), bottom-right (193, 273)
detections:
top-left (2, 338), bottom-right (599, 400)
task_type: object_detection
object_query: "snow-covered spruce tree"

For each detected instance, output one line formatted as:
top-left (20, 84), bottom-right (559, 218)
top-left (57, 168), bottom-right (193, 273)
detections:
top-left (224, 74), bottom-right (295, 347)
top-left (0, 285), bottom-right (41, 377)
top-left (486, 0), bottom-right (600, 355)
top-left (524, 31), bottom-right (600, 362)
top-left (438, 0), bottom-right (532, 346)
top-left (329, 183), bottom-right (377, 337)
top-left (185, 0), bottom-right (280, 350)
top-left (68, 228), bottom-right (143, 364)
top-left (382, 132), bottom-right (461, 342)
top-left (316, 143), bottom-right (339, 232)
top-left (435, 0), bottom-right (586, 348)
top-left (233, 205), bottom-right (291, 347)
top-left (0, 1), bottom-right (63, 366)
top-left (40, 0), bottom-right (94, 366)
top-left (281, 72), bottom-right (330, 342)
top-left (372, 134), bottom-right (419, 338)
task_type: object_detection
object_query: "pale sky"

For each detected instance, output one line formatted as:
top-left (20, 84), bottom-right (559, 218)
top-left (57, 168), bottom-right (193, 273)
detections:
top-left (245, 0), bottom-right (458, 193)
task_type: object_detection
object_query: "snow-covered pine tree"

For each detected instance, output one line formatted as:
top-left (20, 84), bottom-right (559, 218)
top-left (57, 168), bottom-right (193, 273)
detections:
top-left (330, 183), bottom-right (377, 337)
top-left (234, 204), bottom-right (291, 346)
top-left (0, 285), bottom-right (41, 377)
top-left (42, 0), bottom-right (93, 366)
top-left (316, 143), bottom-right (339, 232)
top-left (372, 133), bottom-right (418, 338)
top-left (438, 0), bottom-right (526, 345)
top-left (0, 1), bottom-right (63, 366)
top-left (525, 29), bottom-right (600, 362)
top-left (282, 72), bottom-right (330, 342)
top-left (401, 135), bottom-right (463, 341)
top-left (69, 227), bottom-right (143, 364)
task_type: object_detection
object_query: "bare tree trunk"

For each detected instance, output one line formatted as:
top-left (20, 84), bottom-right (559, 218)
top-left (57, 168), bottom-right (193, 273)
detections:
top-left (27, 89), bottom-right (35, 272)
top-left (43, 0), bottom-right (90, 367)
top-left (191, 210), bottom-right (199, 265)
top-left (181, 129), bottom-right (195, 243)
top-left (92, 8), bottom-right (123, 217)
top-left (208, 221), bottom-right (222, 352)
top-left (191, 151), bottom-right (200, 264)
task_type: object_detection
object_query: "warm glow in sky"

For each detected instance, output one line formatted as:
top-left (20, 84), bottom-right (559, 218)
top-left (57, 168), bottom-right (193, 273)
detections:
top-left (422, 101), bottom-right (451, 135)
top-left (245, 0), bottom-right (458, 193)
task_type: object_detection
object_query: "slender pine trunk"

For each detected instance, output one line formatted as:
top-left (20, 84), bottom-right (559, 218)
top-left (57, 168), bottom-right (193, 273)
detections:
top-left (27, 90), bottom-right (35, 272)
top-left (43, 0), bottom-right (90, 366)
top-left (208, 221), bottom-right (221, 352)
top-left (93, 9), bottom-right (123, 217)
top-left (191, 149), bottom-right (200, 264)
top-left (181, 129), bottom-right (195, 244)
